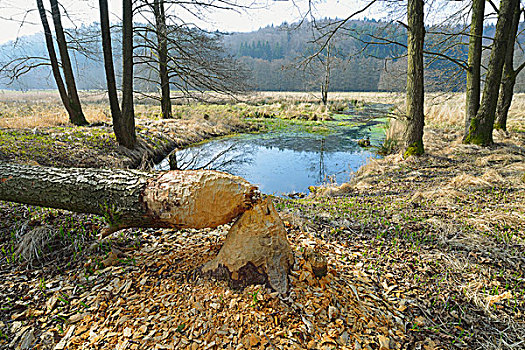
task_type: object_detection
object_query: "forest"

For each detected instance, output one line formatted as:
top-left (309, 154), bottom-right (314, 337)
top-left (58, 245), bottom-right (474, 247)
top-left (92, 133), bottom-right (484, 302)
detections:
top-left (2, 17), bottom-right (525, 93)
top-left (0, 0), bottom-right (524, 349)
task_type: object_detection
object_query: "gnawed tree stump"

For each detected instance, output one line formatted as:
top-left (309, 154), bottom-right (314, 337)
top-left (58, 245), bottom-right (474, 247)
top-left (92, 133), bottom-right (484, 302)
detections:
top-left (202, 199), bottom-right (294, 294)
top-left (0, 163), bottom-right (293, 293)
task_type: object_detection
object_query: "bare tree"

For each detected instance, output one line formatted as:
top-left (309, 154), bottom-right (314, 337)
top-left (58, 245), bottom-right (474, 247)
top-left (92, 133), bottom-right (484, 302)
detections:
top-left (494, 2), bottom-right (524, 131)
top-left (121, 0), bottom-right (137, 148)
top-left (305, 1), bottom-right (469, 156)
top-left (28, 0), bottom-right (90, 126)
top-left (298, 18), bottom-right (341, 105)
top-left (48, 0), bottom-right (88, 126)
top-left (465, 0), bottom-right (520, 145)
top-left (0, 7), bottom-right (102, 93)
top-left (133, 0), bottom-right (250, 106)
top-left (99, 0), bottom-right (121, 131)
top-left (98, 0), bottom-right (136, 149)
top-left (35, 0), bottom-right (76, 123)
top-left (152, 0), bottom-right (172, 119)
top-left (320, 41), bottom-right (332, 105)
top-left (463, 0), bottom-right (485, 139)
top-left (404, 0), bottom-right (425, 156)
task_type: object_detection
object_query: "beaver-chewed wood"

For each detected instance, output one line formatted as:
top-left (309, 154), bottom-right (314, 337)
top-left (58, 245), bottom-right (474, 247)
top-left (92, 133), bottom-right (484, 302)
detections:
top-left (0, 163), bottom-right (293, 293)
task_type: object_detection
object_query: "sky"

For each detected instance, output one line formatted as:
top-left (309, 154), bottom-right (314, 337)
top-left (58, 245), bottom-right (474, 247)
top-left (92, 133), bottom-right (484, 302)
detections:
top-left (0, 0), bottom-right (383, 45)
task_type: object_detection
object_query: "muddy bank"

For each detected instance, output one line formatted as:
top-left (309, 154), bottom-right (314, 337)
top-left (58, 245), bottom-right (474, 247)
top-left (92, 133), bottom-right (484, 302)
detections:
top-left (0, 114), bottom-right (254, 170)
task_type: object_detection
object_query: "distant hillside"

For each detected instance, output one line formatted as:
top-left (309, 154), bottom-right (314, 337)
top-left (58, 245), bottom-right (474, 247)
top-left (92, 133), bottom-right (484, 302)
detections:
top-left (0, 31), bottom-right (106, 91)
top-left (1, 19), bottom-right (524, 92)
top-left (222, 19), bottom-right (407, 92)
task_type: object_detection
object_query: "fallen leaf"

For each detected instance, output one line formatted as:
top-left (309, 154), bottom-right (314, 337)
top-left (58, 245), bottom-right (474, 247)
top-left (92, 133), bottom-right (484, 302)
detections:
top-left (378, 335), bottom-right (390, 350)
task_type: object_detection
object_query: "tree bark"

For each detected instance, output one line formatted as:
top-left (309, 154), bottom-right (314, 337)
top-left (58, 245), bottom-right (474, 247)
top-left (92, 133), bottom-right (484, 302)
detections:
top-left (320, 42), bottom-right (331, 106)
top-left (36, 0), bottom-right (76, 125)
top-left (0, 163), bottom-right (293, 294)
top-left (49, 0), bottom-right (88, 126)
top-left (153, 0), bottom-right (173, 119)
top-left (465, 0), bottom-right (519, 146)
top-left (404, 0), bottom-right (425, 157)
top-left (99, 0), bottom-right (127, 146)
top-left (120, 0), bottom-right (137, 149)
top-left (494, 2), bottom-right (522, 132)
top-left (464, 0), bottom-right (485, 140)
top-left (495, 66), bottom-right (516, 133)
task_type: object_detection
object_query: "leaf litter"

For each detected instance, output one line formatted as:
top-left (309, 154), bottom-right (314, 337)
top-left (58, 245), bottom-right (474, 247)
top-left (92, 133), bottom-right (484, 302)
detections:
top-left (1, 224), bottom-right (410, 350)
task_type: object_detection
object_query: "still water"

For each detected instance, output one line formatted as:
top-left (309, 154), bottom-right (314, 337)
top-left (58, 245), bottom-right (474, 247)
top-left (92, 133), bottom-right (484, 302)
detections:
top-left (156, 114), bottom-right (387, 195)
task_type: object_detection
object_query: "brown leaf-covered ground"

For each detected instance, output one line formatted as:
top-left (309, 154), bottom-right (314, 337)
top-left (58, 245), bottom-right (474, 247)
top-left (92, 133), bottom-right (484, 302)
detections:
top-left (287, 128), bottom-right (525, 349)
top-left (1, 94), bottom-right (524, 349)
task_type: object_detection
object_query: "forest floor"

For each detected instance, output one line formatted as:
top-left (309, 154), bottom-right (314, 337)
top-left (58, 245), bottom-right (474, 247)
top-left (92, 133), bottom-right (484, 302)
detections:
top-left (0, 92), bottom-right (524, 350)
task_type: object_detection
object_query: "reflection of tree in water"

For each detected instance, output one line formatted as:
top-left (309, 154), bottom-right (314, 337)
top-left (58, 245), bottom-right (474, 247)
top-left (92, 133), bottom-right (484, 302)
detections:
top-left (176, 140), bottom-right (255, 172)
top-left (313, 137), bottom-right (349, 185)
top-left (318, 138), bottom-right (326, 184)
top-left (165, 119), bottom-right (380, 193)
top-left (175, 133), bottom-right (365, 184)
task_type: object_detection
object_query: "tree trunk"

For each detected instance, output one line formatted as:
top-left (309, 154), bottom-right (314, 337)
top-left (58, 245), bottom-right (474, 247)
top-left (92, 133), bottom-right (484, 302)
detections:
top-left (99, 0), bottom-right (126, 146)
top-left (36, 0), bottom-right (75, 125)
top-left (464, 0), bottom-right (485, 139)
top-left (404, 0), bottom-right (425, 157)
top-left (0, 163), bottom-right (293, 294)
top-left (120, 0), bottom-right (137, 149)
top-left (0, 163), bottom-right (256, 230)
top-left (465, 0), bottom-right (519, 146)
top-left (49, 0), bottom-right (88, 126)
top-left (320, 42), bottom-right (331, 106)
top-left (494, 2), bottom-right (521, 131)
top-left (495, 70), bottom-right (516, 132)
top-left (153, 0), bottom-right (172, 119)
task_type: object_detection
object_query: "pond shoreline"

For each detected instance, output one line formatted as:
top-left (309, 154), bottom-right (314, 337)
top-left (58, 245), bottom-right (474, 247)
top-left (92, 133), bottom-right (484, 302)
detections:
top-left (156, 112), bottom-right (388, 195)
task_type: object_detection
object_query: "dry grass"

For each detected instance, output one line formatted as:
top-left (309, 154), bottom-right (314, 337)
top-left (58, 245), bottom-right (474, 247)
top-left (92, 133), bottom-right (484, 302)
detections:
top-left (0, 90), bottom-right (391, 129)
top-left (424, 93), bottom-right (466, 128)
top-left (0, 90), bottom-right (111, 128)
top-left (241, 91), bottom-right (405, 106)
top-left (3, 90), bottom-right (524, 131)
top-left (423, 92), bottom-right (525, 132)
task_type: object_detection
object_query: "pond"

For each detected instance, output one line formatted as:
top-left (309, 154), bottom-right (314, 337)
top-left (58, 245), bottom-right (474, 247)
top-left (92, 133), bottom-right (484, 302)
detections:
top-left (156, 103), bottom-right (392, 195)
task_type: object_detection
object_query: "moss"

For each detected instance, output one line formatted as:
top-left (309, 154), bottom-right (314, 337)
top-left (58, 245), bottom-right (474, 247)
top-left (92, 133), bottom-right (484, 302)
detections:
top-left (0, 126), bottom-right (122, 167)
top-left (404, 141), bottom-right (424, 157)
top-left (464, 131), bottom-right (490, 146)
top-left (464, 116), bottom-right (493, 146)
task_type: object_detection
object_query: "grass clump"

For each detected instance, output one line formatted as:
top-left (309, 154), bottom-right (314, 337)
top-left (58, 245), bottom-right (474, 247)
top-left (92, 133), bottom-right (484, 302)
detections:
top-left (0, 202), bottom-right (102, 266)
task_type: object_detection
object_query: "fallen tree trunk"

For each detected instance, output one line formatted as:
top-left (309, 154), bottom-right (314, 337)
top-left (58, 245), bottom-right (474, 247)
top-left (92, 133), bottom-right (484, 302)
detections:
top-left (0, 163), bottom-right (258, 231)
top-left (0, 163), bottom-right (293, 293)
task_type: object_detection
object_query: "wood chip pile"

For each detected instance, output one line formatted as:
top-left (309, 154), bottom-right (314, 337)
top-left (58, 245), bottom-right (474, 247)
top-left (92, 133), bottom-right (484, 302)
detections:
top-left (2, 224), bottom-right (412, 350)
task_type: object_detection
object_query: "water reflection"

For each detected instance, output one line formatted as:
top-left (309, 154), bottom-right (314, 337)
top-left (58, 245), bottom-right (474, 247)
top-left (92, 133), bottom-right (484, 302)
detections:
top-left (156, 121), bottom-right (383, 195)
